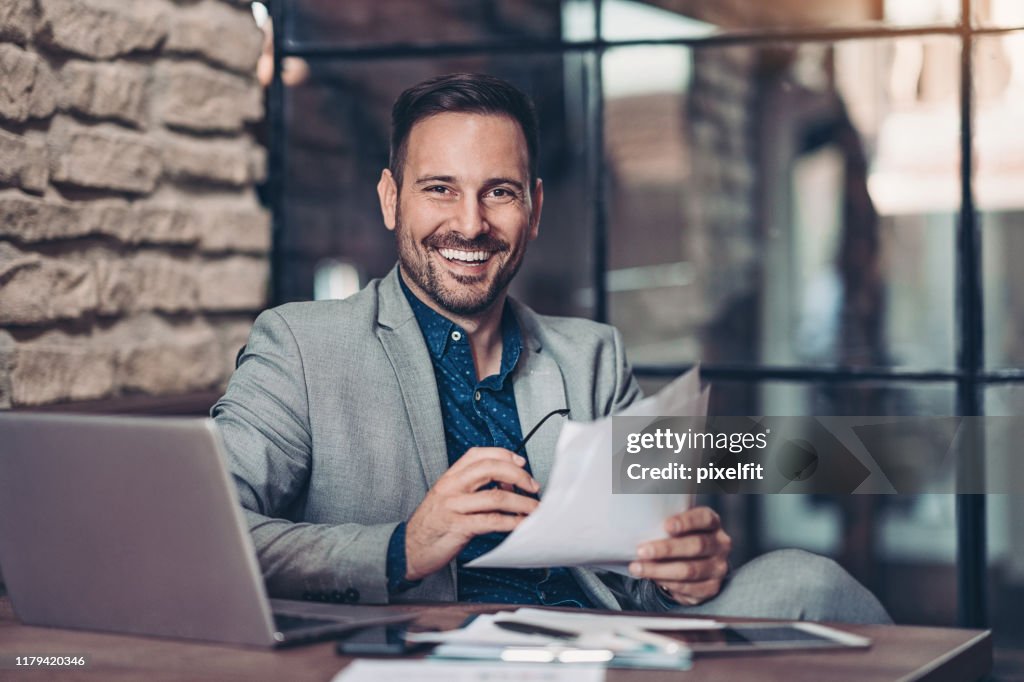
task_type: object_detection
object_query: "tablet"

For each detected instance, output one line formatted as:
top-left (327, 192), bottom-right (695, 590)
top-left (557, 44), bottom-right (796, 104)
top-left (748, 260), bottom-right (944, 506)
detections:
top-left (655, 622), bottom-right (871, 654)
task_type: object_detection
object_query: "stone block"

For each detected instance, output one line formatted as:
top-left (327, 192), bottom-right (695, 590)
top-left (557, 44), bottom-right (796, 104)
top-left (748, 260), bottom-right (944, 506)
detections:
top-left (198, 256), bottom-right (268, 311)
top-left (157, 61), bottom-right (261, 133)
top-left (116, 324), bottom-right (226, 394)
top-left (0, 192), bottom-right (209, 247)
top-left (166, 0), bottom-right (263, 73)
top-left (36, 0), bottom-right (167, 60)
top-left (200, 205), bottom-right (271, 254)
top-left (83, 200), bottom-right (131, 242)
top-left (0, 191), bottom-right (142, 243)
top-left (127, 204), bottom-right (200, 245)
top-left (19, 136), bottom-right (49, 192)
top-left (48, 118), bottom-right (162, 194)
top-left (94, 253), bottom-right (198, 315)
top-left (60, 60), bottom-right (148, 127)
top-left (0, 242), bottom-right (97, 324)
top-left (0, 191), bottom-right (76, 241)
top-left (0, 129), bottom-right (49, 193)
top-left (0, 331), bottom-right (12, 408)
top-left (11, 340), bottom-right (117, 405)
top-left (0, 44), bottom-right (58, 123)
top-left (0, 132), bottom-right (30, 185)
top-left (160, 132), bottom-right (256, 187)
top-left (0, 0), bottom-right (35, 44)
top-left (248, 143), bottom-right (267, 184)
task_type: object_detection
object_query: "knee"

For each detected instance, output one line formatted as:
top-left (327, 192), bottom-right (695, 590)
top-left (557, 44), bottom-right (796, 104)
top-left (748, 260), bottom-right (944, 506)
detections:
top-left (708, 549), bottom-right (892, 625)
top-left (756, 549), bottom-right (892, 625)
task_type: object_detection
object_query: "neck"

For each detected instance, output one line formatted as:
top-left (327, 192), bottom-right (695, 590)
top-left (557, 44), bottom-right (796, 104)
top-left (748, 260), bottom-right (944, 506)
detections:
top-left (400, 267), bottom-right (508, 378)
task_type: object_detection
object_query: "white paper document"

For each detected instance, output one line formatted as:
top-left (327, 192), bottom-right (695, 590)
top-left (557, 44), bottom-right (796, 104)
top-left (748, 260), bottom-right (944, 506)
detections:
top-left (405, 608), bottom-right (722, 647)
top-left (467, 368), bottom-right (708, 573)
top-left (510, 607), bottom-right (723, 632)
top-left (332, 660), bottom-right (604, 682)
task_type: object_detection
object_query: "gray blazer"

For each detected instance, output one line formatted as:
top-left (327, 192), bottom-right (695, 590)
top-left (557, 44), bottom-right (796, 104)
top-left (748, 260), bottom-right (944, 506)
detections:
top-left (213, 267), bottom-right (668, 611)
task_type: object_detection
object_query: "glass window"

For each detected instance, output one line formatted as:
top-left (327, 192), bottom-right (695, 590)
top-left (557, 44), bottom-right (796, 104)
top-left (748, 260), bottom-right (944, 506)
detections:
top-left (268, 0), bottom-right (1020, 637)
top-left (600, 0), bottom-right (958, 37)
top-left (883, 0), bottom-right (961, 26)
top-left (976, 33), bottom-right (1024, 368)
top-left (605, 38), bottom-right (961, 370)
top-left (285, 0), bottom-right (570, 48)
top-left (636, 376), bottom-right (956, 415)
top-left (279, 53), bottom-right (594, 314)
top-left (971, 0), bottom-right (1024, 28)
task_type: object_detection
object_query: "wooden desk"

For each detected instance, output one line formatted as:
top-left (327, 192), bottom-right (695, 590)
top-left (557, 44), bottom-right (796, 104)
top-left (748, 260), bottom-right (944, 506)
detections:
top-left (0, 598), bottom-right (991, 681)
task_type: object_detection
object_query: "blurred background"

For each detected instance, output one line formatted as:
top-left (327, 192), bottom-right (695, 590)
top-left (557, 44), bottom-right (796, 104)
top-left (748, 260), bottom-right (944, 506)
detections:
top-left (1, 0), bottom-right (1022, 676)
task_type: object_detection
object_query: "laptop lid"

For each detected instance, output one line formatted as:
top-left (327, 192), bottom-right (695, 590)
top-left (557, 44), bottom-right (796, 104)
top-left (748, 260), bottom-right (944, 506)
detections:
top-left (0, 413), bottom-right (399, 647)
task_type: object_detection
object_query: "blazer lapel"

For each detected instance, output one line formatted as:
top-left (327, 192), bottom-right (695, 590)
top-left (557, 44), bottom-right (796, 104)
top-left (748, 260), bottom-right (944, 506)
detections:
top-left (375, 268), bottom-right (449, 490)
top-left (511, 303), bottom-right (569, 493)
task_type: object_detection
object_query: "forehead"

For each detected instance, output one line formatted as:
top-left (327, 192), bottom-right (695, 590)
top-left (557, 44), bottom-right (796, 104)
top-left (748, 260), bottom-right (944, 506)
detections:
top-left (403, 112), bottom-right (529, 180)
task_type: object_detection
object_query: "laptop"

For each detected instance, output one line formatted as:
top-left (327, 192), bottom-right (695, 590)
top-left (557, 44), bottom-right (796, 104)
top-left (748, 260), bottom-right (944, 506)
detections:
top-left (0, 413), bottom-right (414, 647)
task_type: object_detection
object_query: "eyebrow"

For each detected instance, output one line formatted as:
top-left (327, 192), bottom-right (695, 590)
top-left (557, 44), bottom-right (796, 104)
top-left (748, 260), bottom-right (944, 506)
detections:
top-left (413, 175), bottom-right (526, 193)
top-left (414, 175), bottom-right (457, 185)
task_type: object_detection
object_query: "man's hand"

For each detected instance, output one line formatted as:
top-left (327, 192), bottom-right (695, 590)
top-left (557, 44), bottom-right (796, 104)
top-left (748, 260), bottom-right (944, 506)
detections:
top-left (404, 447), bottom-right (540, 582)
top-left (629, 506), bottom-right (731, 606)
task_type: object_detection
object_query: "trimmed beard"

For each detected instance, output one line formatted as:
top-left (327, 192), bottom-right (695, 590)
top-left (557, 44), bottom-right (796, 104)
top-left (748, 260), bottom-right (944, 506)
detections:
top-left (393, 208), bottom-right (524, 317)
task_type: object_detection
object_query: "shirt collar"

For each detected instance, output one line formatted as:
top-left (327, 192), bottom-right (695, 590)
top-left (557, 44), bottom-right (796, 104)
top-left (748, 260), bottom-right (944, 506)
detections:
top-left (398, 269), bottom-right (522, 381)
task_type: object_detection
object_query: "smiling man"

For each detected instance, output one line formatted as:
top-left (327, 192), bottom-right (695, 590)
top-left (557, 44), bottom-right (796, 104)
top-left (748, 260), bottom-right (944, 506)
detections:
top-left (213, 73), bottom-right (890, 622)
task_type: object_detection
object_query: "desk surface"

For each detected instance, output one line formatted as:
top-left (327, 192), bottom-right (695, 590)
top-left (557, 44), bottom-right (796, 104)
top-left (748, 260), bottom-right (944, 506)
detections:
top-left (0, 598), bottom-right (991, 681)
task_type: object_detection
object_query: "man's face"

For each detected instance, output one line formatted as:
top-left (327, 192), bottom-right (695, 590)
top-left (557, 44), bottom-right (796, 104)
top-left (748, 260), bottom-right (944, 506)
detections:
top-left (377, 112), bottom-right (542, 318)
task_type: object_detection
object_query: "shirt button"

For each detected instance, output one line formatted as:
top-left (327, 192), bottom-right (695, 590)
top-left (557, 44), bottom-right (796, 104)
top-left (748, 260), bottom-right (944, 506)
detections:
top-left (451, 331), bottom-right (462, 341)
top-left (474, 391), bottom-right (481, 401)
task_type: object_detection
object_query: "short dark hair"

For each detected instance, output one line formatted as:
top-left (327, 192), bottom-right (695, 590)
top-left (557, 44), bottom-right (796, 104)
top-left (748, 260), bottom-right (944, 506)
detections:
top-left (389, 73), bottom-right (539, 189)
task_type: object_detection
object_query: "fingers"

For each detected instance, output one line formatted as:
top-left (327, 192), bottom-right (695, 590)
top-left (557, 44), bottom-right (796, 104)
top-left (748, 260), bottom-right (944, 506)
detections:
top-left (629, 555), bottom-right (728, 582)
top-left (450, 446), bottom-right (525, 471)
top-left (464, 512), bottom-right (530, 535)
top-left (443, 448), bottom-right (540, 494)
top-left (460, 460), bottom-right (539, 493)
top-left (449, 488), bottom-right (540, 516)
top-left (638, 528), bottom-right (732, 561)
top-left (404, 448), bottom-right (539, 582)
top-left (659, 578), bottom-right (723, 605)
top-left (664, 506), bottom-right (721, 535)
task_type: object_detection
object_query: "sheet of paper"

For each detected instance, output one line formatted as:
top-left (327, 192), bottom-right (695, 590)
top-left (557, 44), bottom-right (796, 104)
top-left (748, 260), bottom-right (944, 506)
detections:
top-left (510, 607), bottom-right (723, 632)
top-left (467, 367), bottom-right (708, 572)
top-left (406, 608), bottom-right (721, 647)
top-left (405, 613), bottom-right (619, 648)
top-left (332, 660), bottom-right (605, 682)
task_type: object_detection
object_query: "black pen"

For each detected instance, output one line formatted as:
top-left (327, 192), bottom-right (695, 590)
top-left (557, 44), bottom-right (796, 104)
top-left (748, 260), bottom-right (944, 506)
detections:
top-left (495, 620), bottom-right (580, 640)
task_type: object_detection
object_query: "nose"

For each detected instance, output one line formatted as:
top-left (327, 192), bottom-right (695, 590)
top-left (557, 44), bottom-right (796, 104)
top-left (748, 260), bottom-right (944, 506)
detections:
top-left (450, 195), bottom-right (489, 239)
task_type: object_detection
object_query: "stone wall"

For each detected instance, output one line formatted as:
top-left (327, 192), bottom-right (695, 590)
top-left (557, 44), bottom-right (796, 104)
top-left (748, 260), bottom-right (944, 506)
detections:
top-left (0, 0), bottom-right (268, 408)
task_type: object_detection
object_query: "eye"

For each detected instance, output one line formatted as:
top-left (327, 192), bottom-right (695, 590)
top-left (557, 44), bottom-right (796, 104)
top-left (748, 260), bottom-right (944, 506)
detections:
top-left (486, 187), bottom-right (518, 202)
top-left (425, 185), bottom-right (453, 196)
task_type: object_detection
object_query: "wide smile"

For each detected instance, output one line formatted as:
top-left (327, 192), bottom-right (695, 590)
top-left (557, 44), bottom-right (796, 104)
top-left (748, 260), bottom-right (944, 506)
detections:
top-left (435, 247), bottom-right (496, 270)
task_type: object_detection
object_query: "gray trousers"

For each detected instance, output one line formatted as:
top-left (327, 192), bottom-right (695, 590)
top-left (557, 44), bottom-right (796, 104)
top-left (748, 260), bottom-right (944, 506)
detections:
top-left (668, 549), bottom-right (893, 624)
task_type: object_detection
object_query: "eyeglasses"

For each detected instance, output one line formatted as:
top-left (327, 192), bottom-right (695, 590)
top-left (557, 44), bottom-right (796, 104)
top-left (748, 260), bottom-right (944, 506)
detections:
top-left (515, 408), bottom-right (570, 455)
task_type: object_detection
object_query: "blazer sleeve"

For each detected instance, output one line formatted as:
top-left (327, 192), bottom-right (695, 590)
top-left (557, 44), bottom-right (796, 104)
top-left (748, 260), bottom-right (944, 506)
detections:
top-left (212, 308), bottom-right (398, 604)
top-left (609, 325), bottom-right (642, 414)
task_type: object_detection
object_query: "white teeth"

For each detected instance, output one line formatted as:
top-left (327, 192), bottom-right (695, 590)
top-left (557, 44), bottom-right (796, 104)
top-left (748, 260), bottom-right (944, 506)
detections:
top-left (439, 248), bottom-right (491, 263)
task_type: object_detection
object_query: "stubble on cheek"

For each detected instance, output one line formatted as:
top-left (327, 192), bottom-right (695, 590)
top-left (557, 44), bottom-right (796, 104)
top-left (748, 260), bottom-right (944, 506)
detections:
top-left (393, 205), bottom-right (526, 316)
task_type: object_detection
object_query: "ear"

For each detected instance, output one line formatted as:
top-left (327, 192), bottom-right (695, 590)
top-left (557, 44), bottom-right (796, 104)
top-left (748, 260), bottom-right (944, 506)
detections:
top-left (377, 168), bottom-right (398, 231)
top-left (528, 178), bottom-right (543, 241)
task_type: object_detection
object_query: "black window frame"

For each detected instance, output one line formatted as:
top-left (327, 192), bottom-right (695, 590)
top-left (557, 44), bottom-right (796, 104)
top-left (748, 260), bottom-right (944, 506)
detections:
top-left (266, 0), bottom-right (1024, 628)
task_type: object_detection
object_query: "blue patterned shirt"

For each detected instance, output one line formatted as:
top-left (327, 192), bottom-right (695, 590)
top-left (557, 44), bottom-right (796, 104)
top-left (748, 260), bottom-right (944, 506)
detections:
top-left (384, 272), bottom-right (593, 607)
